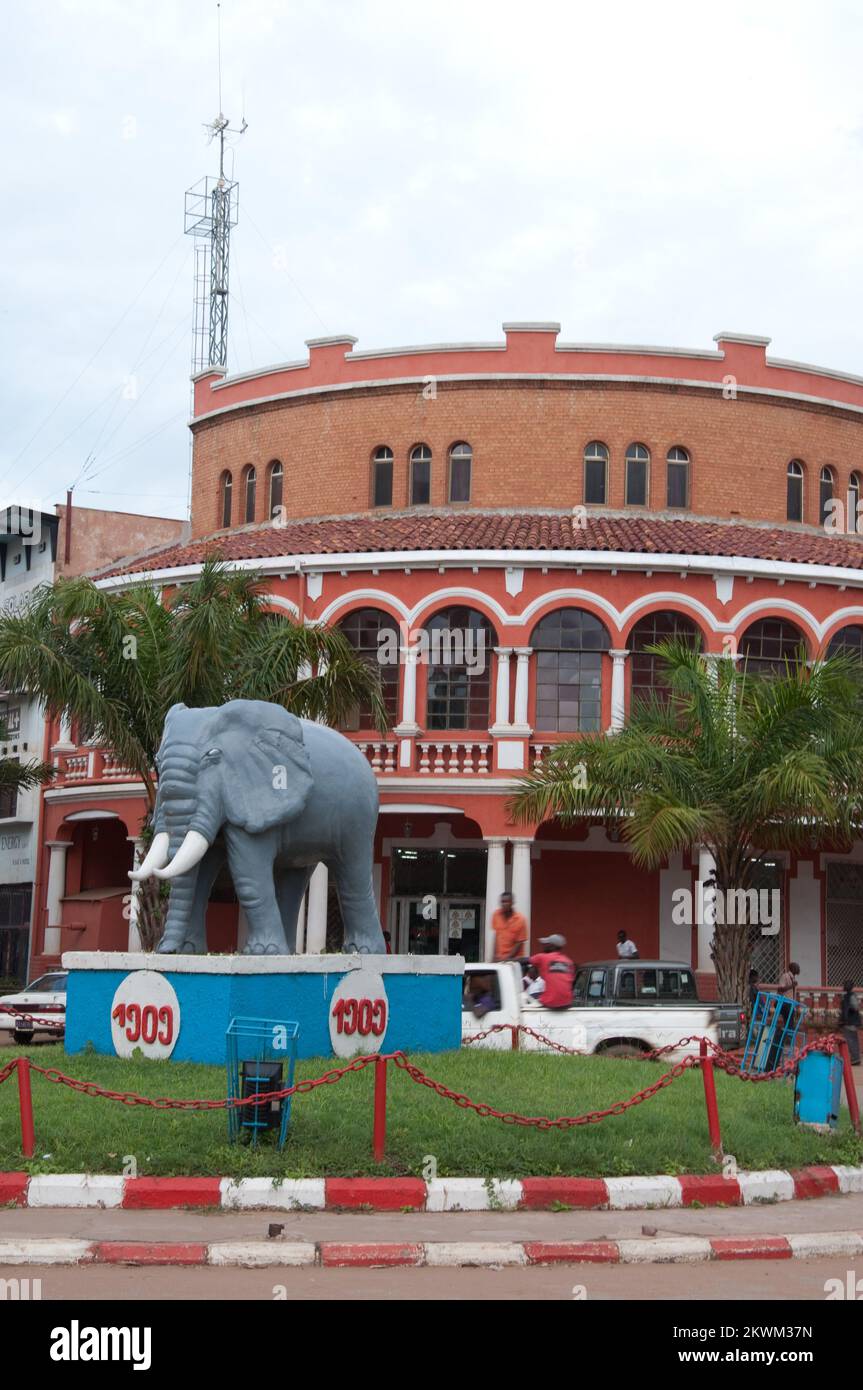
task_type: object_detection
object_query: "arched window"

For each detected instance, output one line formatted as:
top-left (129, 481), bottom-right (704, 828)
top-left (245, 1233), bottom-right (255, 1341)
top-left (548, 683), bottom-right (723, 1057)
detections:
top-left (242, 465), bottom-right (256, 524)
top-left (787, 460), bottom-right (804, 522)
top-left (372, 447), bottom-right (393, 508)
top-left (338, 608), bottom-right (400, 730)
top-left (820, 466), bottom-right (834, 526)
top-left (410, 445), bottom-right (432, 505)
top-left (666, 447), bottom-right (689, 509)
top-left (448, 442), bottom-right (472, 503)
top-left (849, 473), bottom-right (861, 535)
top-left (267, 460), bottom-right (283, 519)
top-left (584, 441), bottom-right (608, 505)
top-left (625, 443), bottom-right (650, 507)
top-left (531, 608), bottom-right (611, 733)
top-left (219, 470), bottom-right (232, 529)
top-left (424, 607), bottom-right (496, 730)
top-left (826, 624), bottom-right (863, 663)
top-left (629, 611), bottom-right (702, 705)
top-left (739, 618), bottom-right (806, 677)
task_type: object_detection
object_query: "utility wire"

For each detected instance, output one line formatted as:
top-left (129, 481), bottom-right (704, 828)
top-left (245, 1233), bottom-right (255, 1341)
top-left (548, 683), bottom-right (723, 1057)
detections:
top-left (0, 233), bottom-right (187, 492)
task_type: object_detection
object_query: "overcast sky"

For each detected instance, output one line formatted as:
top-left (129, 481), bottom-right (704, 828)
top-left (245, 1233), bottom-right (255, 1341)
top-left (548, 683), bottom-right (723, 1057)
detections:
top-left (3, 0), bottom-right (863, 522)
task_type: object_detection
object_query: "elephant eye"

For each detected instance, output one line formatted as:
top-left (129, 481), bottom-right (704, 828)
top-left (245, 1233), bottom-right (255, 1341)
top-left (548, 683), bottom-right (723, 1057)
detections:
top-left (202, 747), bottom-right (222, 762)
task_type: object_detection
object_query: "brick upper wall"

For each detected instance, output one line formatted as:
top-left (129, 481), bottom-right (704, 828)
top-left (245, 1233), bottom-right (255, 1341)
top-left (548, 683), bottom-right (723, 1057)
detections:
top-left (189, 375), bottom-right (863, 539)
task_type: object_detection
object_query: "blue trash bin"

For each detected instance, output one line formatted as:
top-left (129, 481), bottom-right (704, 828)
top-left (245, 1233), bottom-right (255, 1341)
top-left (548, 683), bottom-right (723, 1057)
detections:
top-left (794, 1051), bottom-right (843, 1128)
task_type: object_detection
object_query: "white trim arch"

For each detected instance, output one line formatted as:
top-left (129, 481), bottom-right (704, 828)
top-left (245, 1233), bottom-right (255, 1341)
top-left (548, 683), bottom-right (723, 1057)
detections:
top-left (726, 600), bottom-right (819, 647)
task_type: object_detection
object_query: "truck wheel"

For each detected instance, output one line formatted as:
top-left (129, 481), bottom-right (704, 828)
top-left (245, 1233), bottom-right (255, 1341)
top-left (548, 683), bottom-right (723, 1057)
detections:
top-left (13, 1030), bottom-right (34, 1046)
top-left (600, 1042), bottom-right (647, 1058)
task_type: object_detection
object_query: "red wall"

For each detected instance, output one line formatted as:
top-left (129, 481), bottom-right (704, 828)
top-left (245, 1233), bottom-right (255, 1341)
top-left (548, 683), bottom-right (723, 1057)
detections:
top-left (531, 850), bottom-right (660, 963)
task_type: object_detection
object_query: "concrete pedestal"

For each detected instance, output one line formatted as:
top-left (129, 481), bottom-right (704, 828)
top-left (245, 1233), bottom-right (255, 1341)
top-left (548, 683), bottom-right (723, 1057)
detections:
top-left (62, 951), bottom-right (464, 1064)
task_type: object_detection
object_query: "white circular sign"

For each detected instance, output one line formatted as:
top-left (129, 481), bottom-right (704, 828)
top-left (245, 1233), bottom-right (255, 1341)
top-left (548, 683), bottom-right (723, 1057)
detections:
top-left (328, 969), bottom-right (389, 1058)
top-left (110, 972), bottom-right (181, 1059)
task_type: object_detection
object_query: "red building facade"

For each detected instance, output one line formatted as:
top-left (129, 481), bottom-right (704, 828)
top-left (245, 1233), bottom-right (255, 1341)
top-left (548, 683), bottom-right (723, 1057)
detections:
top-left (30, 324), bottom-right (863, 995)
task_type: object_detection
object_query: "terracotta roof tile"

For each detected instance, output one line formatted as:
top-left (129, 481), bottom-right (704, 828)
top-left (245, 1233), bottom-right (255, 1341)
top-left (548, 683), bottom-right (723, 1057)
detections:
top-left (95, 510), bottom-right (863, 579)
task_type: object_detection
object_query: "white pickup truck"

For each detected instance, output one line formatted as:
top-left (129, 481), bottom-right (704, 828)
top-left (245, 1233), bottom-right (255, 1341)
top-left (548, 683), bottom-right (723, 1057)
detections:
top-left (462, 958), bottom-right (733, 1056)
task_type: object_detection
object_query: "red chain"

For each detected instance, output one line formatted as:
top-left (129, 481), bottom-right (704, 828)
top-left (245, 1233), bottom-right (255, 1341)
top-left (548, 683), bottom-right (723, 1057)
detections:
top-left (0, 1033), bottom-right (844, 1130)
top-left (0, 1008), bottom-right (64, 1030)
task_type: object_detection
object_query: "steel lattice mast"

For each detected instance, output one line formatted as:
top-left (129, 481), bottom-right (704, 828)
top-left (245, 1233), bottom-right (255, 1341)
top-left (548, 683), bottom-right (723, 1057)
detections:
top-left (184, 113), bottom-right (246, 373)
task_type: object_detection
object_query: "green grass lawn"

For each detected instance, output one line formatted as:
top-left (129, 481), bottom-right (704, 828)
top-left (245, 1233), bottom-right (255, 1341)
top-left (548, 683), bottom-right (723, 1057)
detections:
top-left (1, 1043), bottom-right (860, 1179)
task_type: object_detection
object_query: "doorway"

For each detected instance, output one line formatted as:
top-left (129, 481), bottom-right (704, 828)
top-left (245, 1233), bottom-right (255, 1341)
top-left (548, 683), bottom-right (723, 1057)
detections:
top-left (391, 897), bottom-right (484, 959)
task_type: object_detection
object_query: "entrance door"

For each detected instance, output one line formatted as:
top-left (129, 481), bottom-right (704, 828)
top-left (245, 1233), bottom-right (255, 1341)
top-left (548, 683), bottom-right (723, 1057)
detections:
top-left (391, 897), bottom-right (484, 958)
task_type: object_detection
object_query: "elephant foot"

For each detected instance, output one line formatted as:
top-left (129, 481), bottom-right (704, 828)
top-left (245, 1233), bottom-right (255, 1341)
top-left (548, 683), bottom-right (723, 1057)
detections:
top-left (242, 939), bottom-right (288, 956)
top-left (156, 935), bottom-right (201, 955)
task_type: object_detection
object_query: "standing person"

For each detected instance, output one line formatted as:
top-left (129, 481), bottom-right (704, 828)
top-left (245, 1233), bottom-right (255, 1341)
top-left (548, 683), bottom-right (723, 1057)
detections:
top-left (490, 891), bottom-right (528, 962)
top-left (616, 930), bottom-right (639, 959)
top-left (767, 961), bottom-right (800, 1071)
top-left (525, 935), bottom-right (576, 1009)
top-left (840, 979), bottom-right (862, 1066)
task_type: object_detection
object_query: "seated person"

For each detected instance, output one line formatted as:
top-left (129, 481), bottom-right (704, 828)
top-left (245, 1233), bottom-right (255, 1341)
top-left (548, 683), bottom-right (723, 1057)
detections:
top-left (524, 935), bottom-right (576, 1010)
top-left (466, 975), bottom-right (498, 1019)
top-left (522, 963), bottom-right (545, 1004)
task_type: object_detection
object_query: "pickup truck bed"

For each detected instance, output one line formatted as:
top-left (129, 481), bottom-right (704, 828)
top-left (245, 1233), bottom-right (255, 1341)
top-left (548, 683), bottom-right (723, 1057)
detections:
top-left (462, 960), bottom-right (723, 1057)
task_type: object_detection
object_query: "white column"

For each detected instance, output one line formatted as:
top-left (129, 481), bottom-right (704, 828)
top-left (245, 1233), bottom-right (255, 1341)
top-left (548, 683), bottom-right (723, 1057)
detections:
top-left (52, 714), bottom-right (75, 753)
top-left (697, 846), bottom-right (716, 972)
top-left (492, 648), bottom-right (513, 730)
top-left (510, 839), bottom-right (532, 952)
top-left (305, 862), bottom-right (329, 954)
top-left (483, 838), bottom-right (507, 960)
top-left (512, 648), bottom-right (532, 729)
top-left (236, 905), bottom-right (249, 953)
top-left (44, 840), bottom-right (71, 954)
top-left (395, 645), bottom-right (420, 734)
top-left (607, 649), bottom-right (629, 733)
top-left (126, 837), bottom-right (144, 951)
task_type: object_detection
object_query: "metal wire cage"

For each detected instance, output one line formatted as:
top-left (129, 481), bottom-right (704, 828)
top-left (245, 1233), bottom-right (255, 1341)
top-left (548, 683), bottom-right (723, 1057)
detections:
top-left (226, 1016), bottom-right (300, 1149)
top-left (742, 991), bottom-right (808, 1074)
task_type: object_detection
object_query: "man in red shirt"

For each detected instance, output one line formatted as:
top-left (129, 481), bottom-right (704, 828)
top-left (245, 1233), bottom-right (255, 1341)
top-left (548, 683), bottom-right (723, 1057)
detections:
top-left (525, 934), bottom-right (575, 1009)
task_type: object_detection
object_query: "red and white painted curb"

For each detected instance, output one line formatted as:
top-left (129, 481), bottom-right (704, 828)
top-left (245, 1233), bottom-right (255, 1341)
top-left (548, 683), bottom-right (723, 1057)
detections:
top-left (2, 1231), bottom-right (863, 1268)
top-left (2, 1165), bottom-right (862, 1212)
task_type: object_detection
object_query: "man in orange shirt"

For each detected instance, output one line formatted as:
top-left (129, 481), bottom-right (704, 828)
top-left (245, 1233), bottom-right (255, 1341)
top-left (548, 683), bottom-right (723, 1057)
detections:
top-left (491, 891), bottom-right (528, 962)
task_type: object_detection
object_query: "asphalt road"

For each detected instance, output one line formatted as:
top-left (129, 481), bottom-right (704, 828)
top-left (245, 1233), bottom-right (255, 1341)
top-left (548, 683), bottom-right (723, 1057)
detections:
top-left (2, 1256), bottom-right (858, 1300)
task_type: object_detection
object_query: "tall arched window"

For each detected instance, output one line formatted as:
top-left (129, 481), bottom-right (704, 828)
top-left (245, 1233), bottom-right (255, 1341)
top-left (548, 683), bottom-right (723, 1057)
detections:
top-left (448, 442), bottom-right (472, 503)
top-left (338, 608), bottom-right (400, 730)
top-left (739, 618), bottom-right (806, 677)
top-left (372, 447), bottom-right (393, 507)
top-left (584, 441), bottom-right (608, 505)
top-left (267, 460), bottom-right (283, 519)
top-left (849, 473), bottom-right (861, 535)
top-left (826, 624), bottom-right (863, 662)
top-left (820, 466), bottom-right (835, 526)
top-left (531, 608), bottom-right (611, 733)
top-left (787, 460), bottom-right (804, 522)
top-left (424, 607), bottom-right (496, 730)
top-left (219, 470), bottom-right (232, 529)
top-left (629, 611), bottom-right (702, 706)
top-left (410, 445), bottom-right (432, 505)
top-left (625, 443), bottom-right (650, 506)
top-left (242, 465), bottom-right (256, 524)
top-left (666, 447), bottom-right (689, 509)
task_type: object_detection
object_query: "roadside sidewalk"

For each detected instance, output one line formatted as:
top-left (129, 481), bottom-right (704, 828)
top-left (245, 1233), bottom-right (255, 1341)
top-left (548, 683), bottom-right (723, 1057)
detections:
top-left (4, 1189), bottom-right (863, 1267)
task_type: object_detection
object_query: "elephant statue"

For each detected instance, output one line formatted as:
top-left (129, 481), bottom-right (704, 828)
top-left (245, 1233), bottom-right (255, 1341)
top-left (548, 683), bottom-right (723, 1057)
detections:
top-left (130, 699), bottom-right (385, 955)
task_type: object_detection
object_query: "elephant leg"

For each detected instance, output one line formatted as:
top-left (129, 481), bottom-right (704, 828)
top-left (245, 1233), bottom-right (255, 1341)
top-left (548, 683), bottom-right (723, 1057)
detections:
top-left (225, 828), bottom-right (287, 955)
top-left (156, 844), bottom-right (225, 954)
top-left (275, 867), bottom-right (312, 954)
top-left (333, 856), bottom-right (385, 954)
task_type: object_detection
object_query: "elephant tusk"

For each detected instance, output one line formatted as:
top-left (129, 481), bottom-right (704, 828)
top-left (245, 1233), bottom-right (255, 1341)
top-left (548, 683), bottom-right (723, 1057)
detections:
top-left (129, 832), bottom-right (170, 881)
top-left (154, 830), bottom-right (211, 880)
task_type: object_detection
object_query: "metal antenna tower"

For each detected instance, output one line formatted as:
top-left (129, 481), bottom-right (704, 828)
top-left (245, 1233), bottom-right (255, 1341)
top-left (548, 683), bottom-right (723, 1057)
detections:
top-left (184, 10), bottom-right (247, 373)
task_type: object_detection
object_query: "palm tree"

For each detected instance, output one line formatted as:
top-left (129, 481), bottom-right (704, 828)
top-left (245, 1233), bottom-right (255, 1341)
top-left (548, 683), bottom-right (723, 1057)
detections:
top-left (0, 723), bottom-right (54, 808)
top-left (0, 555), bottom-right (387, 945)
top-left (509, 641), bottom-right (863, 1004)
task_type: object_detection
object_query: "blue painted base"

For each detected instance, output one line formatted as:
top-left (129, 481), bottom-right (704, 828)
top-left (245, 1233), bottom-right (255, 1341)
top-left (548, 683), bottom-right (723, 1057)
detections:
top-left (62, 952), bottom-right (464, 1064)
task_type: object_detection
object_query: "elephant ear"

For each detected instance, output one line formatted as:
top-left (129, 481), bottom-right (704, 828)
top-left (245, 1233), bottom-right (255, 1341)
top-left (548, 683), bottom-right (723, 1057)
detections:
top-left (220, 702), bottom-right (313, 834)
